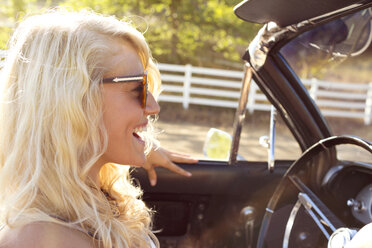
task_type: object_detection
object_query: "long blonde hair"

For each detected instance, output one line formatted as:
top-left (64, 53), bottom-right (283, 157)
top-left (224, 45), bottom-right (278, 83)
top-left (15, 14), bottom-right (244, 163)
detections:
top-left (0, 9), bottom-right (161, 248)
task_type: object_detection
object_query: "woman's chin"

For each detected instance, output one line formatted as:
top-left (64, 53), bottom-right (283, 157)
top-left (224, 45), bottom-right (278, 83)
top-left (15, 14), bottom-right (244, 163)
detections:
top-left (97, 153), bottom-right (146, 168)
top-left (127, 154), bottom-right (146, 167)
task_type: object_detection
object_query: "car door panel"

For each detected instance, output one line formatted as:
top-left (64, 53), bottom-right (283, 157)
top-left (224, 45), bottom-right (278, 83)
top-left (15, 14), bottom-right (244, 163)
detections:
top-left (132, 160), bottom-right (292, 246)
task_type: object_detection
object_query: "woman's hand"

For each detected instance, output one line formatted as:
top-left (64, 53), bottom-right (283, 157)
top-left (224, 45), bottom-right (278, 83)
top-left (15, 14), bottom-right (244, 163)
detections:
top-left (143, 147), bottom-right (198, 186)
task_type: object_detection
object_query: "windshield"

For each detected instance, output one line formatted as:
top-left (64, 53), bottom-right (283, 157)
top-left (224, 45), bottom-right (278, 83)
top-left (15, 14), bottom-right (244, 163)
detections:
top-left (280, 7), bottom-right (372, 162)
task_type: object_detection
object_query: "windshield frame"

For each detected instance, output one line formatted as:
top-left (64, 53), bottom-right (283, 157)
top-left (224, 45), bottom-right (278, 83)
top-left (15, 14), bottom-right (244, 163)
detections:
top-left (245, 3), bottom-right (372, 150)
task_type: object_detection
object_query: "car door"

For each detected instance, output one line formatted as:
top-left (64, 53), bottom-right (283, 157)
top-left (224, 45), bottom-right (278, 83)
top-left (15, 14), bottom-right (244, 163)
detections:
top-left (133, 160), bottom-right (293, 247)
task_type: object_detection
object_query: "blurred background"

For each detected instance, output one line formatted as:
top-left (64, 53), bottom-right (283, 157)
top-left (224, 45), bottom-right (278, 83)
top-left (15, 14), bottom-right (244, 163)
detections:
top-left (0, 0), bottom-right (261, 68)
top-left (1, 1), bottom-right (371, 162)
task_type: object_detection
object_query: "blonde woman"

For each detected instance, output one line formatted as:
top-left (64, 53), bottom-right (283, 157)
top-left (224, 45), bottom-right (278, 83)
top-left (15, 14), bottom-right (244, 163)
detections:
top-left (0, 9), bottom-right (195, 248)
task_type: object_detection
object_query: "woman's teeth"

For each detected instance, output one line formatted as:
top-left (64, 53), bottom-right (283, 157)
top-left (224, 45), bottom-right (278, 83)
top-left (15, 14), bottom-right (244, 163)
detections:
top-left (133, 126), bottom-right (146, 133)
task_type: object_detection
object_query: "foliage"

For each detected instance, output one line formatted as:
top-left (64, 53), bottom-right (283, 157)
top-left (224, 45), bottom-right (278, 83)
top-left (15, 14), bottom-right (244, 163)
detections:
top-left (0, 0), bottom-right (53, 49)
top-left (0, 0), bottom-right (261, 68)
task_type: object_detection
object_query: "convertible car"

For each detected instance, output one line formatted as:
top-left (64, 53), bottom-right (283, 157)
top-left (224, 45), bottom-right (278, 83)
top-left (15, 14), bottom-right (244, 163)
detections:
top-left (133, 0), bottom-right (372, 247)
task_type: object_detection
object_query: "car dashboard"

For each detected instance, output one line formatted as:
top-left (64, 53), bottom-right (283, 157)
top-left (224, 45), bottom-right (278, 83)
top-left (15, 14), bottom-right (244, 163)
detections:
top-left (324, 162), bottom-right (372, 227)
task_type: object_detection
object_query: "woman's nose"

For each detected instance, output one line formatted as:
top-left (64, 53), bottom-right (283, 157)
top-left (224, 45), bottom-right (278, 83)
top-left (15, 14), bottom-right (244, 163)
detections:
top-left (144, 92), bottom-right (160, 115)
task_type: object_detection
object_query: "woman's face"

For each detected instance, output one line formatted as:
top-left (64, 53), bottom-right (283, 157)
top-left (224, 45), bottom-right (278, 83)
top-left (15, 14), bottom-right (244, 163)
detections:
top-left (99, 39), bottom-right (160, 167)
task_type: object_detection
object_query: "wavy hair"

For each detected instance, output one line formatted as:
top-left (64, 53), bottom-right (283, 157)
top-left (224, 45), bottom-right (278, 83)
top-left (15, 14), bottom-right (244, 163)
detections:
top-left (0, 9), bottom-right (160, 248)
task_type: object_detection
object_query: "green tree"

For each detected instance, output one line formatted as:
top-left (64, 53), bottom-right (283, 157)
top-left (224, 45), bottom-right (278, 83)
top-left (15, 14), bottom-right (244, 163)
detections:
top-left (59, 0), bottom-right (261, 68)
top-left (1, 0), bottom-right (261, 68)
top-left (0, 0), bottom-right (53, 49)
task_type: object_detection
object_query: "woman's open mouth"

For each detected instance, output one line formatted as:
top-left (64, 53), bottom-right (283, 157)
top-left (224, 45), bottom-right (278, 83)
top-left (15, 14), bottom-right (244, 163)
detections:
top-left (133, 125), bottom-right (146, 144)
top-left (133, 132), bottom-right (143, 140)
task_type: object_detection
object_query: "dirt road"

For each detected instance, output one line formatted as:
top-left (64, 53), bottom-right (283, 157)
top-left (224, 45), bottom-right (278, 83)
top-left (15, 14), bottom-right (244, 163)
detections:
top-left (155, 120), bottom-right (371, 163)
top-left (155, 120), bottom-right (301, 161)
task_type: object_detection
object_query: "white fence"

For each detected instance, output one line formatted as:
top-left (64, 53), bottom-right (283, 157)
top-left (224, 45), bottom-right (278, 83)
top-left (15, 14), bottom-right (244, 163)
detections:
top-left (1, 49), bottom-right (372, 124)
top-left (158, 63), bottom-right (244, 109)
top-left (158, 63), bottom-right (372, 125)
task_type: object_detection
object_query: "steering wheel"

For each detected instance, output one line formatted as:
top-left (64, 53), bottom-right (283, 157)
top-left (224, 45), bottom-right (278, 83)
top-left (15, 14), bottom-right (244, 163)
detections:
top-left (256, 135), bottom-right (372, 248)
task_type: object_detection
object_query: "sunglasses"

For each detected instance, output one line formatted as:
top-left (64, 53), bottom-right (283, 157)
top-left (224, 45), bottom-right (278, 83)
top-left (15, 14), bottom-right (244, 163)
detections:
top-left (102, 71), bottom-right (148, 108)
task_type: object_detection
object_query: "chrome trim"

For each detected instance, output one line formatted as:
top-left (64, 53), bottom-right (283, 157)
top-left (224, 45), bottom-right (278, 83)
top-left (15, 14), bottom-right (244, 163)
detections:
top-left (298, 192), bottom-right (336, 239)
top-left (265, 208), bottom-right (274, 214)
top-left (268, 106), bottom-right (277, 172)
top-left (319, 139), bottom-right (328, 150)
top-left (229, 63), bottom-right (253, 165)
top-left (240, 206), bottom-right (255, 248)
top-left (283, 199), bottom-right (302, 248)
top-left (309, 4), bottom-right (362, 22)
top-left (350, 183), bottom-right (372, 224)
top-left (321, 165), bottom-right (345, 186)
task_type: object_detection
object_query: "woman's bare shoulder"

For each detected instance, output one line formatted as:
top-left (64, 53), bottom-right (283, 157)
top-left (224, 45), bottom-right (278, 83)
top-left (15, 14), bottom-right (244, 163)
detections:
top-left (0, 222), bottom-right (96, 248)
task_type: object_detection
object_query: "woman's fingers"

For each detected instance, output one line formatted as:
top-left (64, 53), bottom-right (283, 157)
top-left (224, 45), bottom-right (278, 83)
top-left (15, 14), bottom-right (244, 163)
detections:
top-left (160, 148), bottom-right (198, 164)
top-left (145, 160), bottom-right (191, 186)
top-left (146, 167), bottom-right (157, 186)
top-left (167, 153), bottom-right (198, 164)
top-left (161, 159), bottom-right (192, 177)
top-left (144, 147), bottom-right (197, 186)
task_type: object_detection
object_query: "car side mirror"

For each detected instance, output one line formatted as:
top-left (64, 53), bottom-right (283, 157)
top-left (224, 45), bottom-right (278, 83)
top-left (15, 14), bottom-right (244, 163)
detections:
top-left (203, 128), bottom-right (232, 160)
